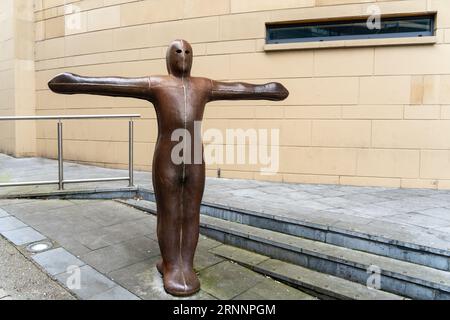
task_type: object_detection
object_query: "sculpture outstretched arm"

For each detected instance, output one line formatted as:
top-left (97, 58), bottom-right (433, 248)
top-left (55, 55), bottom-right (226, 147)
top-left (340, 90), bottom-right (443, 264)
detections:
top-left (48, 72), bottom-right (152, 100)
top-left (209, 80), bottom-right (289, 102)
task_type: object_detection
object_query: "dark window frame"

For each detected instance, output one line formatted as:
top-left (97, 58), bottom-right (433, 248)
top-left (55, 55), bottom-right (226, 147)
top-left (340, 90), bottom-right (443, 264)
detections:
top-left (266, 14), bottom-right (435, 44)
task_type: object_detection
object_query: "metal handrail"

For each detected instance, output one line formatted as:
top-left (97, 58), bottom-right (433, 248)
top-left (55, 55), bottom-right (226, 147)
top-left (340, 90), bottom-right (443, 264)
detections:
top-left (0, 114), bottom-right (141, 120)
top-left (0, 114), bottom-right (141, 190)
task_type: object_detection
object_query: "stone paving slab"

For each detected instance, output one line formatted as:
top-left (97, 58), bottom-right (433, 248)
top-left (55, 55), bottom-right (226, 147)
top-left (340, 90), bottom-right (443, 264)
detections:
top-left (0, 209), bottom-right (9, 218)
top-left (72, 218), bottom-right (156, 251)
top-left (193, 248), bottom-right (226, 272)
top-left (233, 278), bottom-right (316, 300)
top-left (52, 236), bottom-right (92, 257)
top-left (199, 261), bottom-right (267, 300)
top-left (1, 227), bottom-right (46, 246)
top-left (0, 200), bottom-right (78, 217)
top-left (211, 245), bottom-right (270, 266)
top-left (81, 236), bottom-right (161, 274)
top-left (55, 265), bottom-right (117, 300)
top-left (32, 247), bottom-right (85, 276)
top-left (0, 216), bottom-right (27, 233)
top-left (89, 285), bottom-right (140, 300)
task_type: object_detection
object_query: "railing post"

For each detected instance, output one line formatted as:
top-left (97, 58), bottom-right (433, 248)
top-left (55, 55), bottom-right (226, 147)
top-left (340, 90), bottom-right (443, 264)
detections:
top-left (57, 120), bottom-right (64, 190)
top-left (129, 119), bottom-right (134, 187)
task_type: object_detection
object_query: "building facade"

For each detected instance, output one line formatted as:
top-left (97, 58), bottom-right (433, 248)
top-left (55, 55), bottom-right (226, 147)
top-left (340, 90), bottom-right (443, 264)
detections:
top-left (1, 0), bottom-right (450, 189)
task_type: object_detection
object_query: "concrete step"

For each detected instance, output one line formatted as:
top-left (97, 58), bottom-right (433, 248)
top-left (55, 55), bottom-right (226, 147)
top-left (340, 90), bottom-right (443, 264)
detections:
top-left (200, 214), bottom-right (450, 300)
top-left (118, 199), bottom-right (450, 300)
top-left (198, 200), bottom-right (450, 272)
top-left (135, 188), bottom-right (450, 272)
top-left (210, 245), bottom-right (406, 300)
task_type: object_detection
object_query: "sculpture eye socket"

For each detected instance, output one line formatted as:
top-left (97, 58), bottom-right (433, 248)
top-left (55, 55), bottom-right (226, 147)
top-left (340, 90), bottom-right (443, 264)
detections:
top-left (185, 50), bottom-right (190, 54)
top-left (176, 49), bottom-right (182, 53)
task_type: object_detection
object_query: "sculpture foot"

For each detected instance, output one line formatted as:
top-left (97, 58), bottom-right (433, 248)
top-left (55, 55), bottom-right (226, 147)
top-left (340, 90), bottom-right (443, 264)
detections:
top-left (163, 266), bottom-right (200, 297)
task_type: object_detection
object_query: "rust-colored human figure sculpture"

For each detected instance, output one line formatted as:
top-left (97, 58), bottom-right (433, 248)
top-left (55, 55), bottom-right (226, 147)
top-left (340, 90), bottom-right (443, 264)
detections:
top-left (48, 39), bottom-right (289, 296)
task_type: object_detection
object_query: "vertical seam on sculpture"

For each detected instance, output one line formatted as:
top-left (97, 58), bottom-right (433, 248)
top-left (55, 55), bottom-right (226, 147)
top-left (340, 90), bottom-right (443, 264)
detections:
top-left (180, 40), bottom-right (188, 292)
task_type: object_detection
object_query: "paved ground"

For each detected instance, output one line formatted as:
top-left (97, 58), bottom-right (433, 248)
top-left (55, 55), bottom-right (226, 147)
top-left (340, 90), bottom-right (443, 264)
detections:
top-left (1, 153), bottom-right (450, 252)
top-left (0, 198), bottom-right (313, 300)
top-left (0, 229), bottom-right (74, 300)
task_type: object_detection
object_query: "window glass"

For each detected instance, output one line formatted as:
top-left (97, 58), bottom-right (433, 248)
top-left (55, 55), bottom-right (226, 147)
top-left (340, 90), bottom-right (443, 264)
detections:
top-left (266, 15), bottom-right (435, 44)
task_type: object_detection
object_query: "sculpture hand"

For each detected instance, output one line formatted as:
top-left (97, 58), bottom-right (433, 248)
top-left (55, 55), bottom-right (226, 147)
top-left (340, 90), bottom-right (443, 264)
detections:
top-left (259, 82), bottom-right (290, 101)
top-left (48, 73), bottom-right (79, 94)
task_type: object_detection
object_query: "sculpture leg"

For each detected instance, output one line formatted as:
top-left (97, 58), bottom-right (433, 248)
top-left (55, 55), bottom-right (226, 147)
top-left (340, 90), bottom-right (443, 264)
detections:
top-left (179, 163), bottom-right (205, 292)
top-left (154, 180), bottom-right (187, 295)
top-left (153, 155), bottom-right (203, 296)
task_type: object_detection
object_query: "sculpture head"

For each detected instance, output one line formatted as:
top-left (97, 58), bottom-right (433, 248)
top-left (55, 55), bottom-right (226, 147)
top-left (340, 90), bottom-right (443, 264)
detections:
top-left (166, 39), bottom-right (193, 78)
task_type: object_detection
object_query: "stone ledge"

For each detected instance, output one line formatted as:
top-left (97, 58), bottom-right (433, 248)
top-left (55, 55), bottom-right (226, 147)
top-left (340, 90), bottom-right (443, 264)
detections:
top-left (264, 36), bottom-right (437, 51)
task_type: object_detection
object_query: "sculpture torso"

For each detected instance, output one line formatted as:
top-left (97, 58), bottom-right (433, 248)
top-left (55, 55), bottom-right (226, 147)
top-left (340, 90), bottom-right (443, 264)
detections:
top-left (150, 75), bottom-right (210, 134)
top-left (149, 75), bottom-right (211, 171)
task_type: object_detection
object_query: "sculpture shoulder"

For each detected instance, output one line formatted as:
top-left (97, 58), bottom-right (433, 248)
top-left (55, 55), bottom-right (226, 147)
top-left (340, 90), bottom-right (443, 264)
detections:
top-left (189, 76), bottom-right (213, 92)
top-left (189, 76), bottom-right (211, 84)
top-left (148, 76), bottom-right (170, 88)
